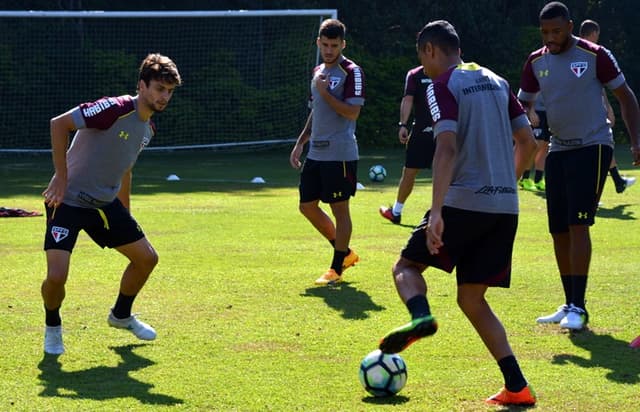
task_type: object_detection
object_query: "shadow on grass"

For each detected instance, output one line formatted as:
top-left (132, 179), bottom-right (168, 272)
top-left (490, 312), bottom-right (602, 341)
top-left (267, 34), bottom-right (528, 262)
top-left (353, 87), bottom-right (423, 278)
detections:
top-left (379, 220), bottom-right (417, 230)
top-left (521, 188), bottom-right (546, 200)
top-left (301, 282), bottom-right (385, 320)
top-left (596, 203), bottom-right (636, 220)
top-left (37, 344), bottom-right (183, 405)
top-left (488, 405), bottom-right (537, 411)
top-left (361, 394), bottom-right (409, 405)
top-left (551, 330), bottom-right (640, 383)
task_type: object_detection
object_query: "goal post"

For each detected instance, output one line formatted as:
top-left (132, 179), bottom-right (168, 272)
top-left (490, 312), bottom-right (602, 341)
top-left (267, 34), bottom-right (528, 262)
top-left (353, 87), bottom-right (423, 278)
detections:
top-left (0, 9), bottom-right (337, 153)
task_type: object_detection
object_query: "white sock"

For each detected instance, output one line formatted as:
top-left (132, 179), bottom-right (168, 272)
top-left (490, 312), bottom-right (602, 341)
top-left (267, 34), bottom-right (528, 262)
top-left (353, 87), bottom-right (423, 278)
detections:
top-left (392, 202), bottom-right (404, 216)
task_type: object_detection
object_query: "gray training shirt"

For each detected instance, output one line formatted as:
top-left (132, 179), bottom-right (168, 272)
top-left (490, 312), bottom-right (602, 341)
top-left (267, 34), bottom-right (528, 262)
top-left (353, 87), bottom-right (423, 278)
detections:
top-left (518, 36), bottom-right (624, 152)
top-left (307, 56), bottom-right (365, 162)
top-left (429, 62), bottom-right (529, 215)
top-left (64, 95), bottom-right (154, 208)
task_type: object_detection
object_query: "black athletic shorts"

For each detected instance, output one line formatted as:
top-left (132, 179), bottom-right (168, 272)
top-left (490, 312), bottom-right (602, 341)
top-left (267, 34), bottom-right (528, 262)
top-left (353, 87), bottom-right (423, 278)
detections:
top-left (545, 144), bottom-right (612, 233)
top-left (299, 158), bottom-right (358, 203)
top-left (405, 129), bottom-right (435, 169)
top-left (44, 198), bottom-right (145, 252)
top-left (533, 110), bottom-right (551, 142)
top-left (401, 206), bottom-right (517, 287)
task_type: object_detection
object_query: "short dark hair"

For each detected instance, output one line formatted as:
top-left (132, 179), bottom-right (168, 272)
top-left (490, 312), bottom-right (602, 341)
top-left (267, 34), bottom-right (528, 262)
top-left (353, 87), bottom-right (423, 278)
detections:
top-left (579, 19), bottom-right (600, 37)
top-left (318, 19), bottom-right (346, 40)
top-left (540, 1), bottom-right (571, 21)
top-left (138, 53), bottom-right (182, 87)
top-left (416, 20), bottom-right (460, 56)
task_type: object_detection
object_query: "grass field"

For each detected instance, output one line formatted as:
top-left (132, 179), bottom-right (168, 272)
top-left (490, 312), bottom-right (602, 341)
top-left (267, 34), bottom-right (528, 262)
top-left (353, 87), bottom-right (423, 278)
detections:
top-left (1, 147), bottom-right (639, 411)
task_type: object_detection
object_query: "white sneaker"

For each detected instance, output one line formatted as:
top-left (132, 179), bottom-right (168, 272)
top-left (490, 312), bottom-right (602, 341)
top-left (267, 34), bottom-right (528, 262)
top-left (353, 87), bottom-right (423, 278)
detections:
top-left (108, 311), bottom-right (156, 341)
top-left (624, 176), bottom-right (636, 189)
top-left (616, 176), bottom-right (636, 193)
top-left (44, 326), bottom-right (65, 355)
top-left (560, 304), bottom-right (588, 330)
top-left (536, 304), bottom-right (569, 324)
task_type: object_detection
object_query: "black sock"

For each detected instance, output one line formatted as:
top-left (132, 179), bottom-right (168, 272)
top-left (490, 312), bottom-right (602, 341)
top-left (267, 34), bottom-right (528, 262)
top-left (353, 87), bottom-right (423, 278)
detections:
top-left (610, 167), bottom-right (623, 185)
top-left (571, 275), bottom-right (588, 309)
top-left (521, 170), bottom-right (530, 180)
top-left (498, 355), bottom-right (527, 392)
top-left (112, 293), bottom-right (137, 319)
top-left (534, 169), bottom-right (544, 183)
top-left (406, 295), bottom-right (431, 319)
top-left (561, 275), bottom-right (572, 306)
top-left (331, 249), bottom-right (348, 275)
top-left (45, 305), bottom-right (61, 327)
top-left (329, 239), bottom-right (336, 247)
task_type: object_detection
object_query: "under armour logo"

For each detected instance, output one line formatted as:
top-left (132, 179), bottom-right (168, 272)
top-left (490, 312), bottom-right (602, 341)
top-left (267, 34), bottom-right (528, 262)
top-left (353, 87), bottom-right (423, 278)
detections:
top-left (538, 69), bottom-right (549, 78)
top-left (577, 212), bottom-right (589, 219)
top-left (332, 191), bottom-right (342, 198)
top-left (119, 131), bottom-right (129, 140)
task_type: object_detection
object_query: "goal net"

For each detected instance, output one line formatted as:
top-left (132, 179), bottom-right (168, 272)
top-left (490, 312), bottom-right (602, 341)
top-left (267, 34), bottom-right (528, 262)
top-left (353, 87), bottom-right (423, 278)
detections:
top-left (0, 9), bottom-right (336, 152)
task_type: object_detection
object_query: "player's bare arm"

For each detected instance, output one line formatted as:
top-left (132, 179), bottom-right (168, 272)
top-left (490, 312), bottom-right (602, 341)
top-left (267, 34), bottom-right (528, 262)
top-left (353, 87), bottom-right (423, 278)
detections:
top-left (611, 83), bottom-right (640, 165)
top-left (43, 110), bottom-right (76, 208)
top-left (398, 95), bottom-right (413, 144)
top-left (117, 168), bottom-right (133, 210)
top-left (427, 131), bottom-right (457, 255)
top-left (512, 125), bottom-right (538, 179)
top-left (603, 90), bottom-right (615, 127)
top-left (520, 99), bottom-right (539, 127)
top-left (290, 112), bottom-right (312, 169)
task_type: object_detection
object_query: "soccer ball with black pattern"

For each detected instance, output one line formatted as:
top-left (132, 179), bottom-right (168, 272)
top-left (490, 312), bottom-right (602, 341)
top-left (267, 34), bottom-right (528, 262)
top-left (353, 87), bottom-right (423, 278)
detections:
top-left (358, 349), bottom-right (407, 397)
top-left (368, 165), bottom-right (387, 182)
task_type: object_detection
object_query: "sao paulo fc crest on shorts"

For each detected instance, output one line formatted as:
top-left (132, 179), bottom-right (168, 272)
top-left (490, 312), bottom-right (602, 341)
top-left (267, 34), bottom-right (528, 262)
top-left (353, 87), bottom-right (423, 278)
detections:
top-left (571, 62), bottom-right (588, 78)
top-left (51, 226), bottom-right (69, 243)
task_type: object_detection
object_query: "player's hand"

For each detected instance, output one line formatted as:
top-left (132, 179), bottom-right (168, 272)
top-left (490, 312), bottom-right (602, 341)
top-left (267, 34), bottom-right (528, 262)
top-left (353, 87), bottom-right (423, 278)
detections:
top-left (42, 173), bottom-right (66, 208)
top-left (313, 73), bottom-right (329, 92)
top-left (290, 145), bottom-right (303, 169)
top-left (425, 213), bottom-right (444, 255)
top-left (398, 127), bottom-right (409, 144)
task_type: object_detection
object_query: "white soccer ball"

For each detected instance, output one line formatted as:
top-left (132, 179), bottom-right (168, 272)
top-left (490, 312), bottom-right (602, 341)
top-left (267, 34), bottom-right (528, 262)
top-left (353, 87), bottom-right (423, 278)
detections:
top-left (368, 165), bottom-right (387, 182)
top-left (358, 349), bottom-right (407, 397)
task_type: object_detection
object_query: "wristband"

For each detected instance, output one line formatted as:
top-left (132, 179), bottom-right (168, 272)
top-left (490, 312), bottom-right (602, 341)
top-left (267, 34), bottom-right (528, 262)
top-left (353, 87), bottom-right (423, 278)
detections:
top-left (398, 122), bottom-right (408, 129)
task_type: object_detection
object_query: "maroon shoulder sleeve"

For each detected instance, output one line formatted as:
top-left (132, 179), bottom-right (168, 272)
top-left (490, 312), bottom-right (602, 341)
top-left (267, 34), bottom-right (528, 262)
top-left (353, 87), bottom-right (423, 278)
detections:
top-left (79, 96), bottom-right (135, 130)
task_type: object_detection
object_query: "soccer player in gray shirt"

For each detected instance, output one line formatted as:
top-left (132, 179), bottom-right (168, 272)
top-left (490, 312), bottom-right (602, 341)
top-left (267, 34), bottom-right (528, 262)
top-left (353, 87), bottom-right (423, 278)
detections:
top-left (289, 19), bottom-right (365, 285)
top-left (378, 20), bottom-right (538, 407)
top-left (41, 53), bottom-right (182, 355)
top-left (518, 2), bottom-right (640, 331)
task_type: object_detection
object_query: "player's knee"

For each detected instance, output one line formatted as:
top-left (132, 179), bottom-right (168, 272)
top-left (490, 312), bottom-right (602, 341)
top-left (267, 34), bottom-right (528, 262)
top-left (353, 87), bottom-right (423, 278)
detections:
top-left (146, 249), bottom-right (159, 270)
top-left (299, 202), bottom-right (318, 217)
top-left (391, 258), bottom-right (415, 278)
top-left (135, 248), bottom-right (159, 273)
top-left (45, 270), bottom-right (68, 287)
top-left (456, 291), bottom-right (486, 314)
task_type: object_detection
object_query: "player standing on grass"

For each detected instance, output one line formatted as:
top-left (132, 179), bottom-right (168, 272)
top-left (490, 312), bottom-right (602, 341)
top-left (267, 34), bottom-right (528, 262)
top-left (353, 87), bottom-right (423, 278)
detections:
top-left (289, 18), bottom-right (365, 285)
top-left (519, 2), bottom-right (640, 330)
top-left (379, 65), bottom-right (434, 224)
top-left (519, 94), bottom-right (550, 192)
top-left (41, 53), bottom-right (182, 355)
top-left (378, 20), bottom-right (538, 406)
